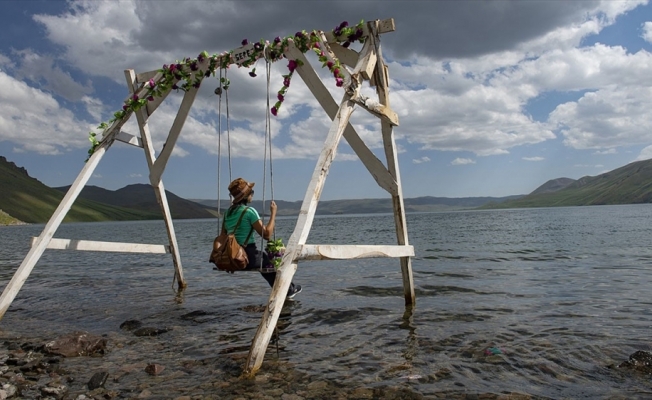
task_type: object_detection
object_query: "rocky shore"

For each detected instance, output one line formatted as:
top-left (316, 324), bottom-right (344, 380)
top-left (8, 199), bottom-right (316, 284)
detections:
top-left (2, 322), bottom-right (650, 400)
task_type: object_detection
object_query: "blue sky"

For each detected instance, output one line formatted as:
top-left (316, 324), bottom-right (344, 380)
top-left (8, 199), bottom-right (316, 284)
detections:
top-left (2, 1), bottom-right (652, 201)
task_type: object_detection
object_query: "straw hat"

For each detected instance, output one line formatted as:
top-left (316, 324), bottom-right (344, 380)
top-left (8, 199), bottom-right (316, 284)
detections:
top-left (228, 178), bottom-right (255, 203)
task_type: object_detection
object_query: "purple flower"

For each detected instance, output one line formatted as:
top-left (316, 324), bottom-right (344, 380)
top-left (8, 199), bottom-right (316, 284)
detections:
top-left (336, 77), bottom-right (344, 87)
top-left (313, 42), bottom-right (320, 49)
top-left (295, 31), bottom-right (303, 38)
top-left (274, 36), bottom-right (281, 44)
top-left (333, 28), bottom-right (341, 37)
top-left (283, 78), bottom-right (291, 87)
top-left (193, 82), bottom-right (200, 88)
top-left (342, 41), bottom-right (351, 48)
top-left (197, 53), bottom-right (205, 62)
top-left (254, 42), bottom-right (263, 51)
top-left (205, 70), bottom-right (211, 77)
top-left (162, 64), bottom-right (169, 70)
top-left (147, 96), bottom-right (154, 102)
top-left (122, 105), bottom-right (128, 111)
top-left (169, 64), bottom-right (176, 72)
top-left (132, 94), bottom-right (138, 101)
top-left (287, 59), bottom-right (298, 72)
top-left (339, 21), bottom-right (349, 29)
top-left (148, 78), bottom-right (155, 88)
top-left (242, 39), bottom-right (248, 46)
top-left (249, 68), bottom-right (257, 78)
top-left (190, 62), bottom-right (198, 71)
top-left (333, 68), bottom-right (340, 76)
top-left (172, 83), bottom-right (179, 90)
top-left (277, 93), bottom-right (284, 102)
top-left (271, 106), bottom-right (278, 116)
top-left (327, 61), bottom-right (334, 69)
top-left (175, 63), bottom-right (182, 70)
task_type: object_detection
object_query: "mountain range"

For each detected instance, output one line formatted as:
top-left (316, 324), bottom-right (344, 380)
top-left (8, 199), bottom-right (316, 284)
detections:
top-left (2, 155), bottom-right (652, 225)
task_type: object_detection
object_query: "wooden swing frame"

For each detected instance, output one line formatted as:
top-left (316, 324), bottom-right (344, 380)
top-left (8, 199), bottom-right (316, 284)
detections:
top-left (0, 18), bottom-right (414, 376)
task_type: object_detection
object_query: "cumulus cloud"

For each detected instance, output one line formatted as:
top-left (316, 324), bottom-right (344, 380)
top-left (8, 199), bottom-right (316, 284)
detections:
top-left (1, 0), bottom-right (648, 165)
top-left (451, 158), bottom-right (475, 165)
top-left (0, 70), bottom-right (91, 154)
top-left (642, 21), bottom-right (652, 43)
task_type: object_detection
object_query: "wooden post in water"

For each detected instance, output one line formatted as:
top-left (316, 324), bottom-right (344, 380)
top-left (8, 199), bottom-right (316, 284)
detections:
top-left (124, 69), bottom-right (189, 290)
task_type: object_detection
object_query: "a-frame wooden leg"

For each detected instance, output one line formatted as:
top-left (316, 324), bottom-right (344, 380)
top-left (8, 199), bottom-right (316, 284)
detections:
top-left (124, 70), bottom-right (186, 290)
top-left (0, 142), bottom-right (112, 319)
top-left (373, 38), bottom-right (415, 307)
top-left (244, 93), bottom-right (356, 375)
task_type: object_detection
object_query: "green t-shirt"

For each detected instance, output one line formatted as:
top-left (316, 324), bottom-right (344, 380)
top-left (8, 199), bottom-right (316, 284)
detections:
top-left (223, 205), bottom-right (259, 245)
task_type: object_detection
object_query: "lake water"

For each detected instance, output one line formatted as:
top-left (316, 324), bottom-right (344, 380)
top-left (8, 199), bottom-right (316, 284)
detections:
top-left (1, 205), bottom-right (652, 398)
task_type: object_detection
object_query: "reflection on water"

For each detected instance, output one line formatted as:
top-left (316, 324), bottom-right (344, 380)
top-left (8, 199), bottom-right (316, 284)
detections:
top-left (1, 205), bottom-right (652, 397)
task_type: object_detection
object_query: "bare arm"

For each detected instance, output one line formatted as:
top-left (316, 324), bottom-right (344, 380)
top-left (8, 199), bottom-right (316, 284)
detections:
top-left (252, 201), bottom-right (277, 240)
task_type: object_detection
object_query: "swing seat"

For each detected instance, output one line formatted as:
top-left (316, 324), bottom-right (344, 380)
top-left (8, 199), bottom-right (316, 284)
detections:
top-left (212, 266), bottom-right (276, 273)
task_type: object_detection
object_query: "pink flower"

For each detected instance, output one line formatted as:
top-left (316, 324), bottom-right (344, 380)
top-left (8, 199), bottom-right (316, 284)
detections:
top-left (313, 43), bottom-right (320, 49)
top-left (277, 93), bottom-right (284, 102)
top-left (336, 78), bottom-right (344, 87)
top-left (271, 106), bottom-right (278, 116)
top-left (283, 78), bottom-right (291, 87)
top-left (327, 61), bottom-right (334, 69)
top-left (148, 78), bottom-right (155, 88)
top-left (333, 68), bottom-right (340, 76)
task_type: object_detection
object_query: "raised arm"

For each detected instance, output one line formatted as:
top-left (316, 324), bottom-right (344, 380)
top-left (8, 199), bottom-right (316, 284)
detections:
top-left (253, 201), bottom-right (277, 240)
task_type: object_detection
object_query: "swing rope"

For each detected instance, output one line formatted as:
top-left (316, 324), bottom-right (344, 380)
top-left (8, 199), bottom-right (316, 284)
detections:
top-left (258, 57), bottom-right (275, 271)
top-left (216, 69), bottom-right (224, 234)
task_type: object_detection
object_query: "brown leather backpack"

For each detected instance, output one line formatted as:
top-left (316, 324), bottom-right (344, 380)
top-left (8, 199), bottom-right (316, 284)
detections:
top-left (209, 207), bottom-right (253, 272)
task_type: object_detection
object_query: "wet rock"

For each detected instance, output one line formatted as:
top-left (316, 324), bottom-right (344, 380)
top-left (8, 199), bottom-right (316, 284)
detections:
top-left (350, 387), bottom-right (374, 399)
top-left (87, 371), bottom-right (109, 390)
top-left (144, 364), bottom-right (165, 376)
top-left (619, 350), bottom-right (652, 372)
top-left (43, 332), bottom-right (107, 357)
top-left (40, 383), bottom-right (67, 399)
top-left (2, 383), bottom-right (17, 397)
top-left (133, 327), bottom-right (171, 337)
top-left (119, 320), bottom-right (143, 331)
top-left (0, 389), bottom-right (6, 400)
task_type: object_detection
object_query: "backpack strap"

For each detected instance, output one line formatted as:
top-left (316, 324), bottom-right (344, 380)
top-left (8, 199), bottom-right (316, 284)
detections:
top-left (230, 206), bottom-right (250, 234)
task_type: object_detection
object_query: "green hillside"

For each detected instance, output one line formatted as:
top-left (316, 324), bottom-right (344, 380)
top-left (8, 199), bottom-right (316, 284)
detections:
top-left (485, 159), bottom-right (652, 209)
top-left (0, 156), bottom-right (161, 223)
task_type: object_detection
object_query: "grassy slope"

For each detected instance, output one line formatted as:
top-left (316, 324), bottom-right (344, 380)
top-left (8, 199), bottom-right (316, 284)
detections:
top-left (485, 159), bottom-right (652, 209)
top-left (0, 158), bottom-right (161, 223)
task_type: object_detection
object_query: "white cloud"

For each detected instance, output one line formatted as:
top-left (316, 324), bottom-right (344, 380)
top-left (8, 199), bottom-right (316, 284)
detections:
top-left (0, 70), bottom-right (91, 154)
top-left (129, 173), bottom-right (142, 178)
top-left (594, 148), bottom-right (617, 155)
top-left (412, 156), bottom-right (431, 164)
top-left (451, 158), bottom-right (475, 165)
top-left (642, 21), bottom-right (652, 43)
top-left (635, 145), bottom-right (652, 161)
top-left (523, 156), bottom-right (545, 161)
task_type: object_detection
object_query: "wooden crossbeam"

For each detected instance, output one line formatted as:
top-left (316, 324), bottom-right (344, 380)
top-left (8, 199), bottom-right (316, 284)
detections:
top-left (149, 85), bottom-right (200, 185)
top-left (116, 130), bottom-right (143, 148)
top-left (297, 244), bottom-right (414, 260)
top-left (31, 238), bottom-right (170, 254)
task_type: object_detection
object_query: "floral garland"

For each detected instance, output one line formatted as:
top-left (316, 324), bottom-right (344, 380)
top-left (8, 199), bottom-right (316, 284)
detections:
top-left (87, 20), bottom-right (366, 159)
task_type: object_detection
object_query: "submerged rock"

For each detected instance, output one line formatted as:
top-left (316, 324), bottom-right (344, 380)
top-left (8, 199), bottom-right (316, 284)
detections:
top-left (132, 327), bottom-right (171, 337)
top-left (119, 320), bottom-right (142, 331)
top-left (618, 350), bottom-right (652, 373)
top-left (144, 363), bottom-right (165, 376)
top-left (43, 332), bottom-right (107, 357)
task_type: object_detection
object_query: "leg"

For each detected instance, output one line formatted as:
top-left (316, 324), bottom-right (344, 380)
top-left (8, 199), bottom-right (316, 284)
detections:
top-left (245, 244), bottom-right (297, 293)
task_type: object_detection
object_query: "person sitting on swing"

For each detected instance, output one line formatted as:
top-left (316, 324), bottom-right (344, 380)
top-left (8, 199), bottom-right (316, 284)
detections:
top-left (224, 177), bottom-right (302, 298)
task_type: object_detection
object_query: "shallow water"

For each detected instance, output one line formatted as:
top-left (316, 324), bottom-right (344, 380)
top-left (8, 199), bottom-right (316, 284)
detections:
top-left (1, 205), bottom-right (652, 398)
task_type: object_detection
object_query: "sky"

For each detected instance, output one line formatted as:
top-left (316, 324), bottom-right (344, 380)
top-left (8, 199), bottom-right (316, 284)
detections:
top-left (2, 0), bottom-right (652, 202)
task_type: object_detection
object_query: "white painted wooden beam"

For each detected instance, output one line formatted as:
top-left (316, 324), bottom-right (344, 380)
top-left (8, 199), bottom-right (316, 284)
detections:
top-left (125, 69), bottom-right (187, 290)
top-left (246, 93), bottom-right (356, 376)
top-left (284, 43), bottom-right (397, 196)
top-left (0, 142), bottom-right (111, 320)
top-left (31, 237), bottom-right (170, 254)
top-left (116, 130), bottom-right (143, 148)
top-left (297, 245), bottom-right (414, 261)
top-left (329, 42), bottom-right (359, 68)
top-left (371, 21), bottom-right (415, 307)
top-left (351, 32), bottom-right (377, 81)
top-left (149, 85), bottom-right (200, 185)
top-left (350, 92), bottom-right (399, 126)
